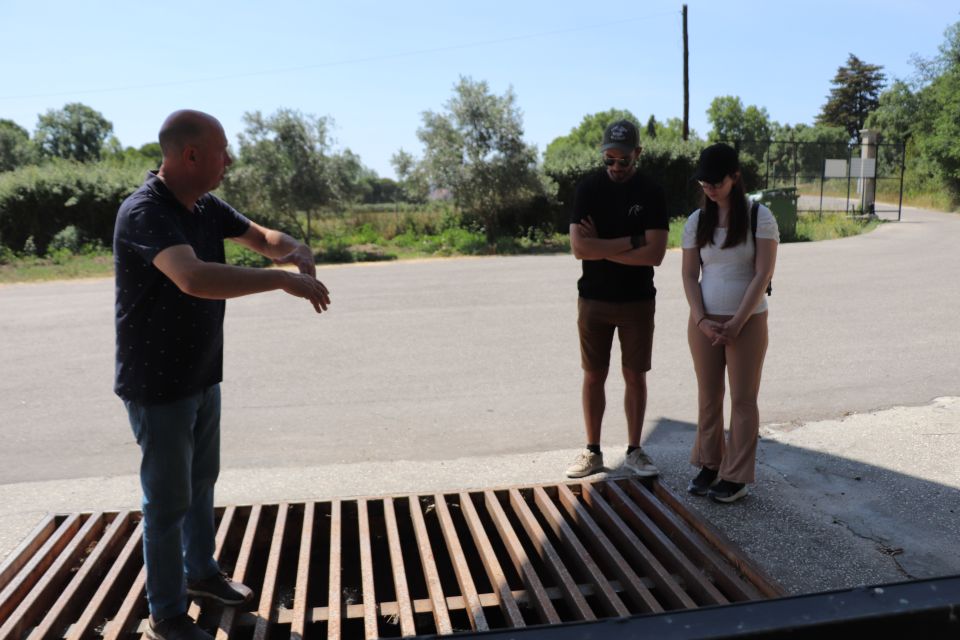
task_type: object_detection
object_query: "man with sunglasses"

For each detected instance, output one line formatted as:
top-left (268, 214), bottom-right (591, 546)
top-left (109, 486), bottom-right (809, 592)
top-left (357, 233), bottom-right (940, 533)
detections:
top-left (566, 119), bottom-right (669, 479)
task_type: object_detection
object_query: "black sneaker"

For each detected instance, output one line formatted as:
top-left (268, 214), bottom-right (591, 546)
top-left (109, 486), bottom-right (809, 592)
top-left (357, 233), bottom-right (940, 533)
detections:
top-left (187, 571), bottom-right (254, 606)
top-left (687, 467), bottom-right (719, 496)
top-left (146, 613), bottom-right (213, 640)
top-left (708, 480), bottom-right (749, 503)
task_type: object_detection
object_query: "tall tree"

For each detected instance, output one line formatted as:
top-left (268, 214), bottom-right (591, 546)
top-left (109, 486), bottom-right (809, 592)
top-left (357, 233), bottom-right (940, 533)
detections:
top-left (817, 54), bottom-right (886, 142)
top-left (391, 148), bottom-right (429, 203)
top-left (542, 108), bottom-right (639, 175)
top-left (913, 22), bottom-right (960, 199)
top-left (417, 76), bottom-right (543, 240)
top-left (35, 103), bottom-right (113, 162)
top-left (645, 115), bottom-right (658, 139)
top-left (706, 96), bottom-right (773, 160)
top-left (0, 119), bottom-right (33, 172)
top-left (223, 109), bottom-right (336, 244)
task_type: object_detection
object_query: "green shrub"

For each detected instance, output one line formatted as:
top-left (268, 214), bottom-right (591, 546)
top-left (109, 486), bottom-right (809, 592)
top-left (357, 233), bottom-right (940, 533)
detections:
top-left (544, 138), bottom-right (708, 232)
top-left (224, 242), bottom-right (271, 268)
top-left (0, 159), bottom-right (144, 254)
top-left (48, 225), bottom-right (83, 254)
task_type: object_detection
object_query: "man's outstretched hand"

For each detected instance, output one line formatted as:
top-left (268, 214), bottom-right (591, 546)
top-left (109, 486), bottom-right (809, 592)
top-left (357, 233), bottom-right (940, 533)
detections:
top-left (283, 272), bottom-right (331, 313)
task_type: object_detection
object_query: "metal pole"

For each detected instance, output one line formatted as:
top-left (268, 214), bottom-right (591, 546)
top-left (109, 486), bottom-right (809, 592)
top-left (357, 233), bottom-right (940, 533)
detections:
top-left (765, 140), bottom-right (770, 189)
top-left (846, 145), bottom-right (853, 216)
top-left (682, 5), bottom-right (689, 141)
top-left (819, 144), bottom-right (826, 221)
top-left (793, 142), bottom-right (798, 189)
top-left (897, 140), bottom-right (906, 221)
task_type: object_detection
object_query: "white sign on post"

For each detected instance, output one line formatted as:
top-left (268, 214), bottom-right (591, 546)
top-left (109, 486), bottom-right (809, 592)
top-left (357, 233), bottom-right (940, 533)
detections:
top-left (850, 158), bottom-right (877, 178)
top-left (824, 159), bottom-right (848, 178)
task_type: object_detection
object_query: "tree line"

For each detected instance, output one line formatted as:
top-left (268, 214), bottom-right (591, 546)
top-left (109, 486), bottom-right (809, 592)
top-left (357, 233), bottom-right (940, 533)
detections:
top-left (1, 20), bottom-right (958, 257)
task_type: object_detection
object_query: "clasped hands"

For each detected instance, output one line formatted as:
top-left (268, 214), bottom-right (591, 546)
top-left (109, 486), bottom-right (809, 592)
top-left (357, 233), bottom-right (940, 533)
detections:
top-left (699, 317), bottom-right (745, 347)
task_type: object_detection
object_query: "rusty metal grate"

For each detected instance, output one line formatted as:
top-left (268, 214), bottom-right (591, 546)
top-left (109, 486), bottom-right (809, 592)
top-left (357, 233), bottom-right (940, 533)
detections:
top-left (0, 478), bottom-right (783, 639)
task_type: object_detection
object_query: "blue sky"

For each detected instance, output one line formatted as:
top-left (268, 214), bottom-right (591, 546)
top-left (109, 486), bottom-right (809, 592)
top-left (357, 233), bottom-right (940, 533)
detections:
top-left (1, 1), bottom-right (956, 178)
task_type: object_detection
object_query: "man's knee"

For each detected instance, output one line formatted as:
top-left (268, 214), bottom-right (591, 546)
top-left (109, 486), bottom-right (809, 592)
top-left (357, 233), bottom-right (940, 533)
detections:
top-left (622, 366), bottom-right (647, 389)
top-left (583, 368), bottom-right (608, 388)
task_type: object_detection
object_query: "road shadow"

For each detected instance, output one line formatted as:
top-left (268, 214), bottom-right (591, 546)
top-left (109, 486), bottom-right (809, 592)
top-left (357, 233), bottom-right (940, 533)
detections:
top-left (632, 416), bottom-right (960, 595)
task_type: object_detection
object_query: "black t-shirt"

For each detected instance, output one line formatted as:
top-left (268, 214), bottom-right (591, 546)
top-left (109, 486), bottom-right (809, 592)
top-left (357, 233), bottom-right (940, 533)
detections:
top-left (571, 169), bottom-right (669, 301)
top-left (113, 173), bottom-right (251, 404)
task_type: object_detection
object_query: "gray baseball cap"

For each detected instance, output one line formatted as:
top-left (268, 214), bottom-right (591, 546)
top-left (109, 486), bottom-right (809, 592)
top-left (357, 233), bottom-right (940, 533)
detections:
top-left (601, 120), bottom-right (640, 153)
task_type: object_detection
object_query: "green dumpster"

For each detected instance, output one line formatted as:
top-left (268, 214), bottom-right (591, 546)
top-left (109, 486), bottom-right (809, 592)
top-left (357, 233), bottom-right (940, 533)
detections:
top-left (748, 187), bottom-right (798, 240)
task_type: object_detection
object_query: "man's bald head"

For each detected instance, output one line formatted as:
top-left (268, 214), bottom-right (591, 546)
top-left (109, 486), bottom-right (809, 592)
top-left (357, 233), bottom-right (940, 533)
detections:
top-left (158, 110), bottom-right (223, 158)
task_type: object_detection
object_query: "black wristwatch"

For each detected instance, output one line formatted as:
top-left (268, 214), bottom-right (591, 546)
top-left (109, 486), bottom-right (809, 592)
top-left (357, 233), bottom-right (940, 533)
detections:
top-left (630, 234), bottom-right (643, 250)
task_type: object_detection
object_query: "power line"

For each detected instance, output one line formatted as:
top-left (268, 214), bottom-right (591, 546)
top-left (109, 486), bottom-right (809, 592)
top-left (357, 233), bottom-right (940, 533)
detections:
top-left (0, 11), bottom-right (678, 101)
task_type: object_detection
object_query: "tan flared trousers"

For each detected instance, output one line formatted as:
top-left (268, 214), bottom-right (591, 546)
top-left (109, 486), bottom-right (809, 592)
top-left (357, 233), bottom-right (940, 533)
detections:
top-left (687, 311), bottom-right (768, 484)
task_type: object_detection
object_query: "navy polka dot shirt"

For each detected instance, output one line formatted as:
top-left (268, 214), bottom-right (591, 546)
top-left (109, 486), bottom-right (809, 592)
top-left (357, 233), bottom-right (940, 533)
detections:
top-left (113, 173), bottom-right (250, 404)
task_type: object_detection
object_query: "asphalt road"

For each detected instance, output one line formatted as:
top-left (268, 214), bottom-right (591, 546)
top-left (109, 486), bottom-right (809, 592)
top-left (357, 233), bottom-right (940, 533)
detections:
top-left (2, 204), bottom-right (959, 595)
top-left (2, 204), bottom-right (958, 485)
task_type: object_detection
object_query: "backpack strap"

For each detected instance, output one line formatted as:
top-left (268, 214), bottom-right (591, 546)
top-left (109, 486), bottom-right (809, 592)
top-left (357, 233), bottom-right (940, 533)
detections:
top-left (751, 201), bottom-right (773, 296)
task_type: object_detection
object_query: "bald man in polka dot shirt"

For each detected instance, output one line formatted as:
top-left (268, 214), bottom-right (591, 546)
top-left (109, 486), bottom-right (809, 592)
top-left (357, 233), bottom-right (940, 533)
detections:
top-left (113, 110), bottom-right (330, 640)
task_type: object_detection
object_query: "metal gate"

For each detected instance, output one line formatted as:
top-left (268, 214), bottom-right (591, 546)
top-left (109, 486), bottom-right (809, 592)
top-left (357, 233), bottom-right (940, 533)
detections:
top-left (0, 478), bottom-right (782, 639)
top-left (725, 139), bottom-right (907, 220)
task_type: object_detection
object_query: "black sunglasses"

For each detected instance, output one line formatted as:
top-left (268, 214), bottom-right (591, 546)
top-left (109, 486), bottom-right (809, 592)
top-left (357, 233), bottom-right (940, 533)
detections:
top-left (603, 157), bottom-right (633, 168)
top-left (697, 178), bottom-right (727, 190)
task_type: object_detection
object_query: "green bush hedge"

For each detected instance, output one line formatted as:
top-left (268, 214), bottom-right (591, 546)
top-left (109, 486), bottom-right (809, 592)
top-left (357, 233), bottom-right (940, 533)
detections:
top-left (0, 160), bottom-right (146, 254)
top-left (543, 138), bottom-right (767, 227)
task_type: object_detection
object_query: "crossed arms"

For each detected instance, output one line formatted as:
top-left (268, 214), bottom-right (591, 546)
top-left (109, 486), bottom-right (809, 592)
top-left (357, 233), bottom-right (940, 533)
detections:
top-left (569, 216), bottom-right (668, 266)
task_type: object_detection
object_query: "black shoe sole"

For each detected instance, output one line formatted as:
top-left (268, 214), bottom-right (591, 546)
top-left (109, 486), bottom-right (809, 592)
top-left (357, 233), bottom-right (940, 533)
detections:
top-left (687, 476), bottom-right (719, 496)
top-left (687, 483), bottom-right (710, 496)
top-left (709, 486), bottom-right (749, 503)
top-left (187, 588), bottom-right (247, 606)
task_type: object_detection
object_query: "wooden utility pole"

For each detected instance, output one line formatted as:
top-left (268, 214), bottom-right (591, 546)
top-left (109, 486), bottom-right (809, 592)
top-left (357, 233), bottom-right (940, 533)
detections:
top-left (682, 4), bottom-right (689, 141)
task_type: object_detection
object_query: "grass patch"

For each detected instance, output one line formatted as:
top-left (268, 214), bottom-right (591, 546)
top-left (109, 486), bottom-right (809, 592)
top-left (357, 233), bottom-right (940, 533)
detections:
top-left (0, 206), bottom-right (879, 284)
top-left (795, 213), bottom-right (880, 242)
top-left (0, 251), bottom-right (113, 283)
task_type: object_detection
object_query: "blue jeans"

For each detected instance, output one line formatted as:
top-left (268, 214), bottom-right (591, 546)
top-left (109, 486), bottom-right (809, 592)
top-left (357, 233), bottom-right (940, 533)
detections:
top-left (124, 384), bottom-right (222, 621)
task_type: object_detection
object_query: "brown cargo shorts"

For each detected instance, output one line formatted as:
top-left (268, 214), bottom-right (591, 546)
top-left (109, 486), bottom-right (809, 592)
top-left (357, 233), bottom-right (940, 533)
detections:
top-left (577, 297), bottom-right (655, 372)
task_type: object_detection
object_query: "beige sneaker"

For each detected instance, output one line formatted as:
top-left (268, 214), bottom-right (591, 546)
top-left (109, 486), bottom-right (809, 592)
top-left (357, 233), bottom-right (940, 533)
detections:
top-left (565, 449), bottom-right (604, 478)
top-left (624, 447), bottom-right (659, 477)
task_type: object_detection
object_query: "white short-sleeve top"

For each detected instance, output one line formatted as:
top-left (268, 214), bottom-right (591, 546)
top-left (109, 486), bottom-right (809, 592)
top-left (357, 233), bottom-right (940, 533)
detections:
top-left (681, 202), bottom-right (779, 316)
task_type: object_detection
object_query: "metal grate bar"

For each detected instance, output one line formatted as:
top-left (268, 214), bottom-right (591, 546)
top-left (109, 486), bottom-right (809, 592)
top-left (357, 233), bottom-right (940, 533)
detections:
top-left (1, 479), bottom-right (782, 639)
top-left (433, 494), bottom-right (488, 632)
top-left (484, 490), bottom-right (561, 625)
top-left (102, 565), bottom-right (145, 639)
top-left (457, 491), bottom-right (524, 628)
top-left (65, 519), bottom-right (143, 640)
top-left (622, 480), bottom-right (760, 602)
top-left (383, 497), bottom-right (416, 636)
top-left (579, 483), bottom-right (695, 610)
top-left (553, 485), bottom-right (662, 615)
top-left (1, 513), bottom-right (105, 640)
top-left (0, 513), bottom-right (81, 625)
top-left (508, 488), bottom-right (596, 621)
top-left (0, 515), bottom-right (58, 593)
top-left (409, 495), bottom-right (453, 634)
top-left (215, 503), bottom-right (261, 640)
top-left (292, 501), bottom-right (315, 638)
top-left (29, 512), bottom-right (133, 640)
top-left (326, 500), bottom-right (342, 640)
top-left (533, 487), bottom-right (631, 618)
top-left (188, 505), bottom-right (236, 623)
top-left (253, 503), bottom-right (288, 640)
top-left (651, 482), bottom-right (783, 598)
top-left (605, 482), bottom-right (728, 605)
top-left (356, 499), bottom-right (378, 640)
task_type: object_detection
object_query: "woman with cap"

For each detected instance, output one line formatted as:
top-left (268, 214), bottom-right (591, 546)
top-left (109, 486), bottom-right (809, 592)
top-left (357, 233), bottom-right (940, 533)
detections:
top-left (680, 143), bottom-right (779, 503)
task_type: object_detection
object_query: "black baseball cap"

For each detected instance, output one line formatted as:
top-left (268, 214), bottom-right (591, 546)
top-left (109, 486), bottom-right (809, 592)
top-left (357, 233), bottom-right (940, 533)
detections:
top-left (601, 120), bottom-right (640, 153)
top-left (693, 143), bottom-right (740, 183)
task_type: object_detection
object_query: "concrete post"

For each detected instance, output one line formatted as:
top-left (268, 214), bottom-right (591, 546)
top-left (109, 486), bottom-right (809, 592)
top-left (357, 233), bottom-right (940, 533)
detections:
top-left (860, 129), bottom-right (879, 215)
